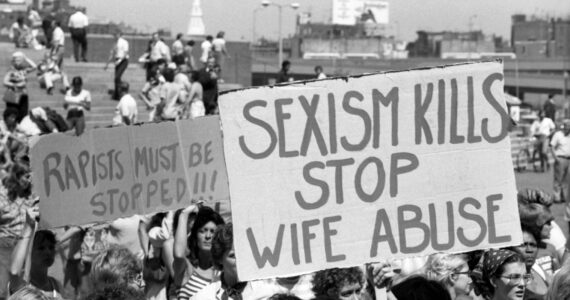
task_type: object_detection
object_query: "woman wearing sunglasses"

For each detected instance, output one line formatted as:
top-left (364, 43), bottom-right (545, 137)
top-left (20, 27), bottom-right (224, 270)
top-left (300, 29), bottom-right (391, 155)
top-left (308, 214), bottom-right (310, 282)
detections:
top-left (424, 253), bottom-right (473, 299)
top-left (471, 249), bottom-right (529, 300)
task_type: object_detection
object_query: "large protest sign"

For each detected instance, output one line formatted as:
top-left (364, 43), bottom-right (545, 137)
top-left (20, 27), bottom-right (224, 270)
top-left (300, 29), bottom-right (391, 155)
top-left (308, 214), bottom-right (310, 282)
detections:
top-left (218, 61), bottom-right (521, 281)
top-left (31, 117), bottom-right (230, 228)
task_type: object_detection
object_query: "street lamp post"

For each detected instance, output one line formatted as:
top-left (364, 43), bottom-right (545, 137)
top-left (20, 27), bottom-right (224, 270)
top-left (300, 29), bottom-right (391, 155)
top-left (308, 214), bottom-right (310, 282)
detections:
top-left (562, 70), bottom-right (570, 118)
top-left (253, 7), bottom-right (262, 46)
top-left (261, 0), bottom-right (300, 68)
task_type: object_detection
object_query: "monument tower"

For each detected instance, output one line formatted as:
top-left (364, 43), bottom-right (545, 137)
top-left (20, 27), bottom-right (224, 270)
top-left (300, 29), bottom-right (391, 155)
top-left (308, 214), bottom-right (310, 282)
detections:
top-left (187, 0), bottom-right (206, 36)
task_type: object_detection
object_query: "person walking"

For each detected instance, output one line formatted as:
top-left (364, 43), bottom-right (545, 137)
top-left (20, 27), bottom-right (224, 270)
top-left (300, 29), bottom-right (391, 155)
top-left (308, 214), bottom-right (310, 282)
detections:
top-left (68, 8), bottom-right (89, 62)
top-left (184, 40), bottom-right (196, 71)
top-left (145, 32), bottom-right (170, 80)
top-left (171, 33), bottom-right (185, 67)
top-left (211, 31), bottom-right (230, 69)
top-left (543, 94), bottom-right (556, 122)
top-left (550, 120), bottom-right (570, 212)
top-left (530, 110), bottom-right (555, 172)
top-left (51, 20), bottom-right (65, 69)
top-left (200, 35), bottom-right (213, 65)
top-left (113, 82), bottom-right (137, 125)
top-left (104, 31), bottom-right (129, 100)
top-left (198, 57), bottom-right (218, 115)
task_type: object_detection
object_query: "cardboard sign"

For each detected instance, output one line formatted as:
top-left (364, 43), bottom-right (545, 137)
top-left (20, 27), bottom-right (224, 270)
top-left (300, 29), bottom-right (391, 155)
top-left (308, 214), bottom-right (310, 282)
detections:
top-left (31, 117), bottom-right (230, 228)
top-left (218, 61), bottom-right (521, 281)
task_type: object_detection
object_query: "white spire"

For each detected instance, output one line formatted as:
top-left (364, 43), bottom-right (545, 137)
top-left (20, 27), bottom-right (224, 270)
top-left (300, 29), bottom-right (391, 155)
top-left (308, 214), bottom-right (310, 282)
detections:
top-left (187, 0), bottom-right (206, 36)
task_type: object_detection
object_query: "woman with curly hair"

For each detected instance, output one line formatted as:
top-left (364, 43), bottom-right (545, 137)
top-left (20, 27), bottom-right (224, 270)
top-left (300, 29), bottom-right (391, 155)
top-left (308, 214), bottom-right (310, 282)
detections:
top-left (424, 253), bottom-right (472, 299)
top-left (89, 246), bottom-right (143, 292)
top-left (312, 267), bottom-right (364, 300)
top-left (174, 204), bottom-right (224, 299)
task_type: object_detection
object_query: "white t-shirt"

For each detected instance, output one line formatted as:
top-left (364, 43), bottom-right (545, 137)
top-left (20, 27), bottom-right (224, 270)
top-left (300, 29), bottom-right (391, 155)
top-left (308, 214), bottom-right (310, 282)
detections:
top-left (550, 131), bottom-right (570, 157)
top-left (150, 40), bottom-right (170, 62)
top-left (531, 118), bottom-right (555, 136)
top-left (65, 89), bottom-right (91, 111)
top-left (211, 38), bottom-right (225, 52)
top-left (172, 39), bottom-right (184, 56)
top-left (114, 94), bottom-right (138, 125)
top-left (68, 11), bottom-right (88, 28)
top-left (200, 40), bottom-right (212, 63)
top-left (52, 26), bottom-right (64, 46)
top-left (114, 37), bottom-right (129, 61)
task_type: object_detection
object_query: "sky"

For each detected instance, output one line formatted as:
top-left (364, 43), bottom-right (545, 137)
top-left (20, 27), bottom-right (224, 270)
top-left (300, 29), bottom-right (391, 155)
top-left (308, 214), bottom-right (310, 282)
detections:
top-left (70, 0), bottom-right (570, 42)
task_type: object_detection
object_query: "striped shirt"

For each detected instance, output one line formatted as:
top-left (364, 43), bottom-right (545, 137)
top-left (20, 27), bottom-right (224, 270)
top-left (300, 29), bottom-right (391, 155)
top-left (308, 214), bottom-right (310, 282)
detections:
top-left (177, 271), bottom-right (213, 300)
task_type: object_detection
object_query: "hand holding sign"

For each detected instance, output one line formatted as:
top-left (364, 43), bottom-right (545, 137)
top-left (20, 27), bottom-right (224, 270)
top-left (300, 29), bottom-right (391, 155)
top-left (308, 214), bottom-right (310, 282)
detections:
top-left (182, 201), bottom-right (203, 215)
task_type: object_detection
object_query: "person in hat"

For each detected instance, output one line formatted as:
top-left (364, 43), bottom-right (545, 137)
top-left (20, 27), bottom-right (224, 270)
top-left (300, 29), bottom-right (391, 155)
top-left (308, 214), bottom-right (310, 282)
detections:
top-left (3, 52), bottom-right (36, 122)
top-left (471, 249), bottom-right (528, 300)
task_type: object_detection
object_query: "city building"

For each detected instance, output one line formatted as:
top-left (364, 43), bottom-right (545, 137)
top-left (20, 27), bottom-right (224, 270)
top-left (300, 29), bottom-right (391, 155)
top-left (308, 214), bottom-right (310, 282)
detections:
top-left (511, 14), bottom-right (570, 59)
top-left (407, 30), bottom-right (499, 59)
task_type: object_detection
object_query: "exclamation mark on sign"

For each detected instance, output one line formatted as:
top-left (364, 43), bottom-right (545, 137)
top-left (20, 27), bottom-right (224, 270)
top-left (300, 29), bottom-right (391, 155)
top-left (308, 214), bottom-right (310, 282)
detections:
top-left (201, 172), bottom-right (207, 193)
top-left (193, 172), bottom-right (200, 194)
top-left (210, 171), bottom-right (217, 192)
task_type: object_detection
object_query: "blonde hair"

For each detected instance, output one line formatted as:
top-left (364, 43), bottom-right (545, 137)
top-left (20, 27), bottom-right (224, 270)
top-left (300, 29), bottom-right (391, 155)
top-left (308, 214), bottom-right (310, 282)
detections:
top-left (90, 246), bottom-right (141, 291)
top-left (424, 253), bottom-right (468, 287)
top-left (8, 286), bottom-right (49, 300)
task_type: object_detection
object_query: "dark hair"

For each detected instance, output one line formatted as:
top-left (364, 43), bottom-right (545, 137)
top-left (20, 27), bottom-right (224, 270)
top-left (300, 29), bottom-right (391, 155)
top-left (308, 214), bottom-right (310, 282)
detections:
top-left (176, 33), bottom-right (183, 39)
top-left (147, 212), bottom-right (167, 231)
top-left (163, 68), bottom-right (175, 82)
top-left (518, 188), bottom-right (553, 207)
top-left (282, 60), bottom-right (291, 69)
top-left (34, 230), bottom-right (57, 248)
top-left (268, 294), bottom-right (301, 300)
top-left (187, 40), bottom-right (195, 46)
top-left (85, 284), bottom-right (145, 300)
top-left (315, 65), bottom-right (323, 72)
top-left (17, 17), bottom-right (24, 24)
top-left (119, 81), bottom-right (130, 93)
top-left (3, 162), bottom-right (31, 201)
top-left (211, 223), bottom-right (233, 269)
top-left (71, 76), bottom-right (83, 87)
top-left (206, 35), bottom-right (213, 41)
top-left (518, 201), bottom-right (553, 243)
top-left (390, 275), bottom-right (452, 300)
top-left (190, 71), bottom-right (199, 82)
top-left (3, 107), bottom-right (19, 120)
top-left (156, 58), bottom-right (166, 66)
top-left (188, 206), bottom-right (224, 266)
top-left (216, 31), bottom-right (225, 38)
top-left (312, 267), bottom-right (363, 298)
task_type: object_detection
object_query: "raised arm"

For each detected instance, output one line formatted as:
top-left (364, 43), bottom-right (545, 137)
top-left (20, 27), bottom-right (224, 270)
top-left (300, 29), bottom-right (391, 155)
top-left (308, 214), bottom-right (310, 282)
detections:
top-left (9, 207), bottom-right (38, 290)
top-left (173, 203), bottom-right (201, 259)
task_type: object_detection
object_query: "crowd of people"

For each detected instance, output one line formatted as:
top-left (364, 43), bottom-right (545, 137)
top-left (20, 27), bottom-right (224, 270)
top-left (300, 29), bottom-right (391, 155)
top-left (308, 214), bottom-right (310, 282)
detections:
top-left (1, 184), bottom-right (570, 300)
top-left (2, 8), bottom-right (570, 300)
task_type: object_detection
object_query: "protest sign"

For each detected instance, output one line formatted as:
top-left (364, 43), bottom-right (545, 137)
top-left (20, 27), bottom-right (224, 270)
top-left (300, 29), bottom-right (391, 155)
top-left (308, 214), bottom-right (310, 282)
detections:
top-left (218, 61), bottom-right (521, 281)
top-left (30, 117), bottom-right (230, 228)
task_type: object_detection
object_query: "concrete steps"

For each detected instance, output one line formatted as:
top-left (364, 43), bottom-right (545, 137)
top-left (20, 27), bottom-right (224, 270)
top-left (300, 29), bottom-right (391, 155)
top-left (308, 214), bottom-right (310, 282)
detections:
top-left (0, 42), bottom-right (243, 130)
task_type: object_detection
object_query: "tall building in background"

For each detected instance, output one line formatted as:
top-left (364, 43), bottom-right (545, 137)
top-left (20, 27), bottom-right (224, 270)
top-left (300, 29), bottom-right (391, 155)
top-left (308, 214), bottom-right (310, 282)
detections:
top-left (331, 0), bottom-right (389, 25)
top-left (187, 0), bottom-right (205, 36)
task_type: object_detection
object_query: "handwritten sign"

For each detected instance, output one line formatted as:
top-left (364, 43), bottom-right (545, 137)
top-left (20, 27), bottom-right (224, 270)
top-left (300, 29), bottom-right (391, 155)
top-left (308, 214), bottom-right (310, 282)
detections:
top-left (31, 117), bottom-right (230, 228)
top-left (218, 61), bottom-right (521, 281)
